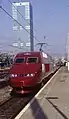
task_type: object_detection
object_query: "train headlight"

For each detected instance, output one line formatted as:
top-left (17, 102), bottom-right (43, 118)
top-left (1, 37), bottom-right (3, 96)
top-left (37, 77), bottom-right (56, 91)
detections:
top-left (15, 74), bottom-right (18, 77)
top-left (30, 74), bottom-right (35, 77)
top-left (10, 74), bottom-right (15, 77)
top-left (27, 74), bottom-right (30, 77)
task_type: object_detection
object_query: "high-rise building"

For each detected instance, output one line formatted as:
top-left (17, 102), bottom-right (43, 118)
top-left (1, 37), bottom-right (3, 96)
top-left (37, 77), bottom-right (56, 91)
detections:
top-left (12, 1), bottom-right (34, 51)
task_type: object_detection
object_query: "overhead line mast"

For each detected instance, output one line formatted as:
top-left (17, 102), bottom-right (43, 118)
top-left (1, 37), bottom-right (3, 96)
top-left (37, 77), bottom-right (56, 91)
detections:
top-left (36, 43), bottom-right (48, 52)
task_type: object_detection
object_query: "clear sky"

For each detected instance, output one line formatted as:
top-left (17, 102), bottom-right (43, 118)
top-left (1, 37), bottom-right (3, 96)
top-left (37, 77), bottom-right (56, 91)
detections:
top-left (0, 0), bottom-right (69, 57)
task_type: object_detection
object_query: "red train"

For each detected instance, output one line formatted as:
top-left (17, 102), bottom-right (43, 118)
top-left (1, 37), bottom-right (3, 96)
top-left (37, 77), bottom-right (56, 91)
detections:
top-left (9, 51), bottom-right (54, 94)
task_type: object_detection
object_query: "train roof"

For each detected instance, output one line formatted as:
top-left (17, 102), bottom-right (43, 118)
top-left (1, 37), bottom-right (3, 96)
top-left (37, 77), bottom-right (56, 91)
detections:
top-left (15, 52), bottom-right (41, 57)
top-left (14, 51), bottom-right (50, 59)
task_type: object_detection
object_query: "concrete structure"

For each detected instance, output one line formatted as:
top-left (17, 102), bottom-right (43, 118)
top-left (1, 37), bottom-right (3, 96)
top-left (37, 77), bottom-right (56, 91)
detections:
top-left (12, 0), bottom-right (34, 51)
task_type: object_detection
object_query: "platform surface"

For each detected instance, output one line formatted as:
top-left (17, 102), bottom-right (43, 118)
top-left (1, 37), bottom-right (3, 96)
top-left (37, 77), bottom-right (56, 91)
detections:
top-left (15, 66), bottom-right (69, 119)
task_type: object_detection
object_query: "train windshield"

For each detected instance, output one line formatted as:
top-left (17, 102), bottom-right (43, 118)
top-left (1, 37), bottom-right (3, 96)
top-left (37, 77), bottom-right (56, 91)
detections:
top-left (27, 57), bottom-right (38, 63)
top-left (15, 58), bottom-right (25, 64)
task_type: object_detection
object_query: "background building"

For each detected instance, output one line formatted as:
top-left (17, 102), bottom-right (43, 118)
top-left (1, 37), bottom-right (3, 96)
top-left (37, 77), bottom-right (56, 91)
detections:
top-left (12, 0), bottom-right (34, 52)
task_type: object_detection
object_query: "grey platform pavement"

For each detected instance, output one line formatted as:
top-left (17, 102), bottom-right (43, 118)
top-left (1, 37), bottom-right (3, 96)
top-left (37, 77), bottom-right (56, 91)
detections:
top-left (15, 66), bottom-right (69, 119)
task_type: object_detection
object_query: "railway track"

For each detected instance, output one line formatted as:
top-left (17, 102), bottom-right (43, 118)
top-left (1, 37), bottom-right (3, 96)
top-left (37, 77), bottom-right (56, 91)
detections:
top-left (0, 70), bottom-right (9, 89)
top-left (0, 80), bottom-right (9, 89)
top-left (0, 77), bottom-right (9, 89)
top-left (0, 95), bottom-right (33, 119)
top-left (0, 67), bottom-right (60, 119)
top-left (0, 86), bottom-right (12, 106)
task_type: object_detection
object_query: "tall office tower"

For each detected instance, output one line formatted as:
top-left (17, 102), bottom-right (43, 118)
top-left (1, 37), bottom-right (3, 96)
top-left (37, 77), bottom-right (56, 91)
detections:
top-left (12, 0), bottom-right (34, 51)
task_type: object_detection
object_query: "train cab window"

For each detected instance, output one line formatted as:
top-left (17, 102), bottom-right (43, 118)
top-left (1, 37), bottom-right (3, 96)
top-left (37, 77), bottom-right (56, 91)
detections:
top-left (27, 57), bottom-right (38, 63)
top-left (15, 58), bottom-right (25, 63)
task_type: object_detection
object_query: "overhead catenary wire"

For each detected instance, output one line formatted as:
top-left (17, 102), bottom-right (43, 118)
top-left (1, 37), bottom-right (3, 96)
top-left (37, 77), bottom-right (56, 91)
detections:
top-left (0, 3), bottom-right (48, 52)
top-left (0, 5), bottom-right (40, 43)
top-left (8, 0), bottom-right (38, 43)
top-left (8, 0), bottom-right (35, 43)
top-left (8, 0), bottom-right (36, 32)
top-left (0, 5), bottom-right (28, 50)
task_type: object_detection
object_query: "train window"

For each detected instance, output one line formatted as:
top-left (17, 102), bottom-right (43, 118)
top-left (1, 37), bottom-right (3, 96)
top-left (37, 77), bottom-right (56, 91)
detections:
top-left (15, 58), bottom-right (25, 63)
top-left (27, 57), bottom-right (38, 63)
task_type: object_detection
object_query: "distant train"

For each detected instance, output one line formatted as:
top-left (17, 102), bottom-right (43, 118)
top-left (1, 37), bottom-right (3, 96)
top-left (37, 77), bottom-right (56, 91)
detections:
top-left (9, 51), bottom-right (54, 95)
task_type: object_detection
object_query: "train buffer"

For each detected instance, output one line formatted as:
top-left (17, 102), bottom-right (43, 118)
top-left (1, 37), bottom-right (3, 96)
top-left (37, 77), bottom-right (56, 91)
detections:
top-left (15, 66), bottom-right (69, 119)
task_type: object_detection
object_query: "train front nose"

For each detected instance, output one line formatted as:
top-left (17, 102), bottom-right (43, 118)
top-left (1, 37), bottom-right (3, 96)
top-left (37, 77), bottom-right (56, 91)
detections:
top-left (9, 73), bottom-right (37, 88)
top-left (9, 64), bottom-right (41, 94)
top-left (9, 74), bottom-right (38, 94)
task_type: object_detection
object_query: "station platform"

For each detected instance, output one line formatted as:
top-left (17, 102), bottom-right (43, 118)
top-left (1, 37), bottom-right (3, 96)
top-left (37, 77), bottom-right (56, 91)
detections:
top-left (15, 66), bottom-right (69, 119)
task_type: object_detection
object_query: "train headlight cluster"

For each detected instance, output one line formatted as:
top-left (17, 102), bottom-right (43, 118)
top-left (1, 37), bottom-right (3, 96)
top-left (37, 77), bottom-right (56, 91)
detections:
top-left (10, 73), bottom-right (35, 78)
top-left (26, 73), bottom-right (35, 77)
top-left (10, 74), bottom-right (18, 78)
